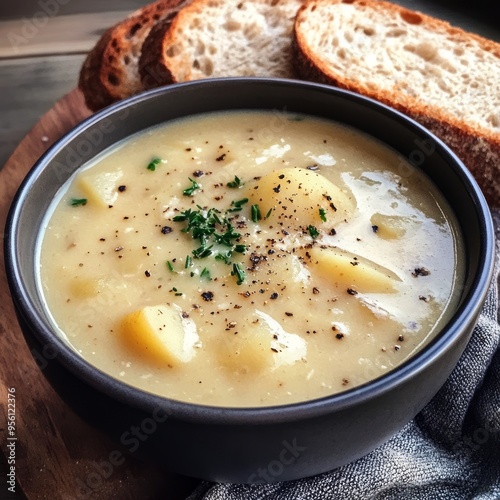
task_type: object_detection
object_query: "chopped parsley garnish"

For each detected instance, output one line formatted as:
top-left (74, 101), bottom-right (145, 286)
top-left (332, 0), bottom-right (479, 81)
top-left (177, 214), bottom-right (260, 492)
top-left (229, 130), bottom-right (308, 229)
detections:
top-left (147, 157), bottom-right (162, 171)
top-left (200, 267), bottom-right (212, 280)
top-left (70, 198), bottom-right (87, 207)
top-left (172, 209), bottom-right (193, 223)
top-left (183, 178), bottom-right (201, 196)
top-left (231, 263), bottom-right (246, 285)
top-left (227, 176), bottom-right (243, 188)
top-left (192, 245), bottom-right (213, 259)
top-left (251, 204), bottom-right (261, 222)
top-left (172, 199), bottom-right (250, 283)
top-left (319, 208), bottom-right (327, 222)
top-left (174, 207), bottom-right (221, 244)
top-left (213, 223), bottom-right (242, 247)
top-left (228, 198), bottom-right (249, 212)
top-left (308, 225), bottom-right (320, 239)
top-left (233, 244), bottom-right (247, 254)
top-left (215, 251), bottom-right (232, 264)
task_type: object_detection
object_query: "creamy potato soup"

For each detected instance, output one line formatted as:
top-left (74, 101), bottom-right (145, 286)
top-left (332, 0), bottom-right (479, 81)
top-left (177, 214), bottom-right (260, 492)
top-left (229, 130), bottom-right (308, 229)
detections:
top-left (38, 111), bottom-right (464, 407)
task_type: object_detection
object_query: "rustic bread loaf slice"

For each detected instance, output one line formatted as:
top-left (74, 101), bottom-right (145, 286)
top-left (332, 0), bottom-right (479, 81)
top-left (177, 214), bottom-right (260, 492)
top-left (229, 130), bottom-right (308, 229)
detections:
top-left (139, 0), bottom-right (304, 90)
top-left (78, 0), bottom-right (188, 111)
top-left (294, 0), bottom-right (500, 207)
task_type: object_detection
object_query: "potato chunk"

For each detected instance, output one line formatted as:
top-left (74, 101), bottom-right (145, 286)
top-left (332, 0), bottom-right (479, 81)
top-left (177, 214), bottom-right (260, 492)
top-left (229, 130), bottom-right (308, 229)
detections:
top-left (218, 327), bottom-right (273, 374)
top-left (69, 276), bottom-right (106, 298)
top-left (370, 213), bottom-right (413, 240)
top-left (121, 304), bottom-right (199, 366)
top-left (75, 169), bottom-right (124, 208)
top-left (217, 311), bottom-right (306, 374)
top-left (307, 247), bottom-right (401, 293)
top-left (247, 167), bottom-right (354, 227)
top-left (245, 251), bottom-right (310, 296)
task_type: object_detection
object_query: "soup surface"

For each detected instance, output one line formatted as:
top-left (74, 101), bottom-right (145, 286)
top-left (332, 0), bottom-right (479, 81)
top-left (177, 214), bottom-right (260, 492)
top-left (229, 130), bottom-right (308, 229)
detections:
top-left (39, 111), bottom-right (463, 407)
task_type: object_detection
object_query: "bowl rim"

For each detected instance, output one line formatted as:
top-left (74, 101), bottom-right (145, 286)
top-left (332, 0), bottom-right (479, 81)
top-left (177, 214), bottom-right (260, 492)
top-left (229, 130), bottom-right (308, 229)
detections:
top-left (4, 77), bottom-right (496, 424)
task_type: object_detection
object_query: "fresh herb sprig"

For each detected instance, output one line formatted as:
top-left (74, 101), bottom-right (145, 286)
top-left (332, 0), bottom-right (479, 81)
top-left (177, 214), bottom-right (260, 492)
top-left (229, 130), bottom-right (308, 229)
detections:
top-left (231, 263), bottom-right (246, 285)
top-left (215, 250), bottom-right (232, 264)
top-left (227, 198), bottom-right (249, 212)
top-left (227, 176), bottom-right (243, 188)
top-left (200, 267), bottom-right (211, 280)
top-left (251, 204), bottom-right (261, 222)
top-left (308, 225), bottom-right (320, 239)
top-left (70, 198), bottom-right (87, 207)
top-left (183, 178), bottom-right (201, 196)
top-left (147, 157), bottom-right (162, 171)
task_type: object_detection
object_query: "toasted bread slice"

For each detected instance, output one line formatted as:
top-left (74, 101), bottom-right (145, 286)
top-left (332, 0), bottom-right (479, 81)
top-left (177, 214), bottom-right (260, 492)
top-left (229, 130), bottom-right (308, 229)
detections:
top-left (294, 0), bottom-right (500, 206)
top-left (78, 0), bottom-right (188, 111)
top-left (139, 0), bottom-right (304, 89)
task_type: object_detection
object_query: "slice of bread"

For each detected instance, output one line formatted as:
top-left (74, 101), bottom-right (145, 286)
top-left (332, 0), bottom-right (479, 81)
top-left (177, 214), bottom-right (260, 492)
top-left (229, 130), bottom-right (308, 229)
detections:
top-left (139, 0), bottom-right (304, 90)
top-left (78, 0), bottom-right (188, 111)
top-left (294, 0), bottom-right (500, 207)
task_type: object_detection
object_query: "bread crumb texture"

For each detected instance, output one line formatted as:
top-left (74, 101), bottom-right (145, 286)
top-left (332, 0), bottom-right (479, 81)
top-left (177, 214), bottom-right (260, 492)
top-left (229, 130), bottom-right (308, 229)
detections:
top-left (296, 0), bottom-right (500, 134)
top-left (163, 0), bottom-right (304, 81)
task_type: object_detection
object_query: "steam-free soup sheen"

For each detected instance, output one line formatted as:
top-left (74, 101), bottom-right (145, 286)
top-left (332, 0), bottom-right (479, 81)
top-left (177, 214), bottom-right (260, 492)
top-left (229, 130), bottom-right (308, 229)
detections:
top-left (39, 111), bottom-right (463, 407)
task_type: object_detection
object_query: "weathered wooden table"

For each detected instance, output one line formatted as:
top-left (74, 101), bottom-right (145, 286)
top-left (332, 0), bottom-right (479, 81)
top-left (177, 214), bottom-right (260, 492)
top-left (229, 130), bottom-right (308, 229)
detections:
top-left (0, 1), bottom-right (498, 499)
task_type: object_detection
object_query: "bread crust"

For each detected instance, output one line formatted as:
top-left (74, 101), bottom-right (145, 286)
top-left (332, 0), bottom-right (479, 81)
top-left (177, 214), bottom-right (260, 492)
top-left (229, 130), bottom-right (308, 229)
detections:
top-left (78, 0), bottom-right (185, 111)
top-left (140, 0), bottom-right (303, 86)
top-left (78, 26), bottom-right (116, 111)
top-left (139, 13), bottom-right (182, 90)
top-left (139, 0), bottom-right (217, 86)
top-left (293, 0), bottom-right (500, 206)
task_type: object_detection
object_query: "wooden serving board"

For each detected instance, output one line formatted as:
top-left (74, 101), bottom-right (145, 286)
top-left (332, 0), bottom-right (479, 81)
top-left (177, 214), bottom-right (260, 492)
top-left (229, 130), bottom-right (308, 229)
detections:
top-left (0, 89), bottom-right (199, 500)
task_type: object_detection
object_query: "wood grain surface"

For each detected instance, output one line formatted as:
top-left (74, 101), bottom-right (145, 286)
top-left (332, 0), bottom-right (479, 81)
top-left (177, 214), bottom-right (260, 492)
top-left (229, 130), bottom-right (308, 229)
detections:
top-left (0, 89), bottom-right (198, 500)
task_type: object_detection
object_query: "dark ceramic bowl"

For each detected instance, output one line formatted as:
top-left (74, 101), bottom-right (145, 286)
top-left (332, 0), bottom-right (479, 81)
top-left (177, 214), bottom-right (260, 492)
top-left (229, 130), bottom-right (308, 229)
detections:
top-left (4, 78), bottom-right (495, 483)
